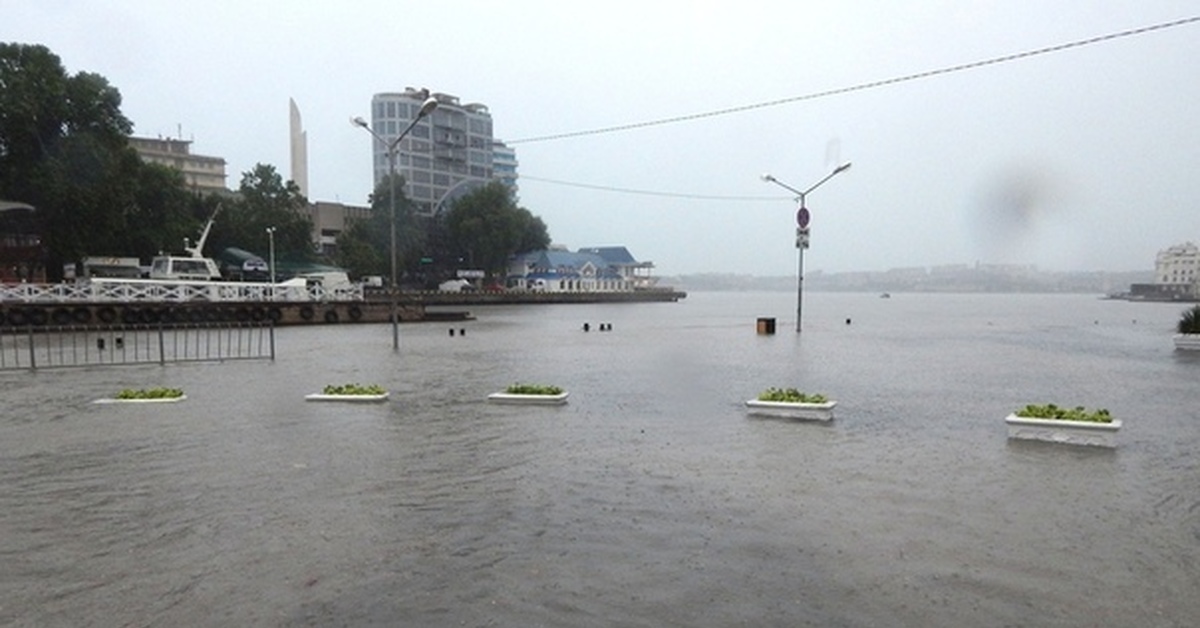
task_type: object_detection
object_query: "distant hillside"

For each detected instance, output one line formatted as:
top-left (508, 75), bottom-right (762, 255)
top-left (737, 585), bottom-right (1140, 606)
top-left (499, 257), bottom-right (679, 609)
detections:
top-left (665, 267), bottom-right (1153, 294)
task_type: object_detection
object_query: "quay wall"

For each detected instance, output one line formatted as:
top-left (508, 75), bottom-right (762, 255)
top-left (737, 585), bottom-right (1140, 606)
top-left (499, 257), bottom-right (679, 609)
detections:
top-left (0, 288), bottom-right (684, 330)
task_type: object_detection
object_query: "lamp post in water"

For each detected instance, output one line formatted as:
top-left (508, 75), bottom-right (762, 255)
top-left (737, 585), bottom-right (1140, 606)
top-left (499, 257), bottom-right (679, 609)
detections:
top-left (352, 94), bottom-right (439, 351)
top-left (761, 163), bottom-right (852, 333)
top-left (265, 226), bottom-right (276, 285)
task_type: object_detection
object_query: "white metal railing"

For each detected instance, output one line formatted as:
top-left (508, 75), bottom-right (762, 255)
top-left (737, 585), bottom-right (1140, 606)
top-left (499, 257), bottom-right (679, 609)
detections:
top-left (0, 278), bottom-right (363, 304)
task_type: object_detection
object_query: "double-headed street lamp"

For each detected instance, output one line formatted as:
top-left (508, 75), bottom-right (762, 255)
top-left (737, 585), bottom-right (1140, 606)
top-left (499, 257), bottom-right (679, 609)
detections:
top-left (761, 163), bottom-right (852, 333)
top-left (352, 95), bottom-right (439, 351)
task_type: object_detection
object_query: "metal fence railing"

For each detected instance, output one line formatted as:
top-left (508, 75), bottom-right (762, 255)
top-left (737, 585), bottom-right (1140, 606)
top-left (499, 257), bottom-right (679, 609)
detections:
top-left (0, 322), bottom-right (275, 371)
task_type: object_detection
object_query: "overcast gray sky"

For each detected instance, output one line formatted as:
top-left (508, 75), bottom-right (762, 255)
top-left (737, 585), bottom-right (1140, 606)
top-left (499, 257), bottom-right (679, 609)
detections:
top-left (5, 1), bottom-right (1198, 276)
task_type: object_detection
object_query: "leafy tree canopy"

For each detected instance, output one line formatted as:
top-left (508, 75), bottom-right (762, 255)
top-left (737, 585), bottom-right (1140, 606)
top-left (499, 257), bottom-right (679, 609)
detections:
top-left (205, 163), bottom-right (314, 263)
top-left (442, 181), bottom-right (550, 280)
top-left (0, 42), bottom-right (205, 279)
top-left (333, 172), bottom-right (424, 281)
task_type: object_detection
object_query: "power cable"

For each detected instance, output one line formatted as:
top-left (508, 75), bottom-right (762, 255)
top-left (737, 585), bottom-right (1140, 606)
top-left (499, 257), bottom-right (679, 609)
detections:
top-left (507, 16), bottom-right (1200, 145)
top-left (519, 175), bottom-right (789, 201)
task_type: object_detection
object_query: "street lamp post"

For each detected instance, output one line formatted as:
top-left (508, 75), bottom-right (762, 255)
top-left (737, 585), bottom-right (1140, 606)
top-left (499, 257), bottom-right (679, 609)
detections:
top-left (352, 95), bottom-right (439, 351)
top-left (761, 163), bottom-right (852, 333)
top-left (265, 226), bottom-right (276, 286)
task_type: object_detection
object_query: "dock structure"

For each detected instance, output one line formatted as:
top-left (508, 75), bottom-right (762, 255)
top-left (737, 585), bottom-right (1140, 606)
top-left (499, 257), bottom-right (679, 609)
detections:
top-left (0, 278), bottom-right (684, 331)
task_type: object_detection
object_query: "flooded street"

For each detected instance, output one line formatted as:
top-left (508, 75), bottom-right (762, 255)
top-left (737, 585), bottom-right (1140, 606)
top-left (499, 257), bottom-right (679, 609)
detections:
top-left (2, 292), bottom-right (1198, 626)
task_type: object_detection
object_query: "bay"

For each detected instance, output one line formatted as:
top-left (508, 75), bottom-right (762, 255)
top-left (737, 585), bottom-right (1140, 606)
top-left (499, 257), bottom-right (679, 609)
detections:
top-left (1, 292), bottom-right (1197, 627)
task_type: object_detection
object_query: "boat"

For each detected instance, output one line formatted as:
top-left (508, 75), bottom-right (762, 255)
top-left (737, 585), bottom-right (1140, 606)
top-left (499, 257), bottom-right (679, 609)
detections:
top-left (880, 292), bottom-right (891, 299)
top-left (148, 206), bottom-right (222, 281)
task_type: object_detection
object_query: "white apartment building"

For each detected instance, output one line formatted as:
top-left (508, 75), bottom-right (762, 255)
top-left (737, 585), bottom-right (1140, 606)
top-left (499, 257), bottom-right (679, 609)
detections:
top-left (1155, 242), bottom-right (1200, 295)
top-left (368, 88), bottom-right (517, 215)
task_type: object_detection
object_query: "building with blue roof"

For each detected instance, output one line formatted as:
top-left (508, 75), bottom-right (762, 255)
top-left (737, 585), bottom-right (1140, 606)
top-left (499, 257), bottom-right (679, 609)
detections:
top-left (507, 246), bottom-right (657, 292)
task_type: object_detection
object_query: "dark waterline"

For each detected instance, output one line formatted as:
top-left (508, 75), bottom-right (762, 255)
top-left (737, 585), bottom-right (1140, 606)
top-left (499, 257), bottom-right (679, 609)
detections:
top-left (2, 292), bottom-right (1197, 627)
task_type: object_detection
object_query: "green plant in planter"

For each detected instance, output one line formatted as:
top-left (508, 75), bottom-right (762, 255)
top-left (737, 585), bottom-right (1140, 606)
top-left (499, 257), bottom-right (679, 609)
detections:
top-left (1178, 305), bottom-right (1200, 334)
top-left (323, 383), bottom-right (386, 396)
top-left (757, 387), bottom-right (828, 404)
top-left (1014, 403), bottom-right (1113, 423)
top-left (505, 383), bottom-right (564, 395)
top-left (116, 387), bottom-right (184, 399)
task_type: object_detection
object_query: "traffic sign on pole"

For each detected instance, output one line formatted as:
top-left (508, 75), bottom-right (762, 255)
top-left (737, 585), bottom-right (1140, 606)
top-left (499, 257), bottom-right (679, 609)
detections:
top-left (796, 206), bottom-right (811, 228)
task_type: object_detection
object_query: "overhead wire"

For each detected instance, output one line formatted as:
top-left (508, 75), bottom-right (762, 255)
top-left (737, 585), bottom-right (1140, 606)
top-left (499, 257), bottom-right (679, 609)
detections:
top-left (508, 16), bottom-right (1200, 146)
top-left (519, 175), bottom-right (789, 201)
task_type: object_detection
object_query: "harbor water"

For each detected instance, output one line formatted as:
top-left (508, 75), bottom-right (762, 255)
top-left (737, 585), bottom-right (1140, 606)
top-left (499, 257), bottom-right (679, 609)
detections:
top-left (1, 292), bottom-right (1197, 627)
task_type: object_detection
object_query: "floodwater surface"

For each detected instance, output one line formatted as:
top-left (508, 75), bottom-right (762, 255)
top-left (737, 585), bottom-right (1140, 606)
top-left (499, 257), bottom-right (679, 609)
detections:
top-left (1, 292), bottom-right (1197, 627)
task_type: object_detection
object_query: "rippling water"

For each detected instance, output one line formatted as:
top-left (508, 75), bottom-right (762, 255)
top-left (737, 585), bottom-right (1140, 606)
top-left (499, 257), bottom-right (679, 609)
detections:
top-left (2, 292), bottom-right (1197, 627)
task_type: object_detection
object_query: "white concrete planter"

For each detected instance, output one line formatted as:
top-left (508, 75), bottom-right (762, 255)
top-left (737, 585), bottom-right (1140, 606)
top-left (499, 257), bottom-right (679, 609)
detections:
top-left (745, 399), bottom-right (837, 421)
top-left (487, 391), bottom-right (569, 405)
top-left (1173, 334), bottom-right (1200, 351)
top-left (305, 392), bottom-right (390, 402)
top-left (1004, 414), bottom-right (1121, 448)
top-left (93, 395), bottom-right (187, 404)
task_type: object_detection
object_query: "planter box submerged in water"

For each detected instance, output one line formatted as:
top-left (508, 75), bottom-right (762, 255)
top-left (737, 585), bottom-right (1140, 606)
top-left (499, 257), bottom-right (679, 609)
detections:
top-left (1176, 306), bottom-right (1200, 351)
top-left (1174, 334), bottom-right (1200, 351)
top-left (488, 383), bottom-right (569, 405)
top-left (1005, 404), bottom-right (1121, 448)
top-left (94, 387), bottom-right (187, 404)
top-left (745, 387), bottom-right (836, 421)
top-left (305, 383), bottom-right (390, 402)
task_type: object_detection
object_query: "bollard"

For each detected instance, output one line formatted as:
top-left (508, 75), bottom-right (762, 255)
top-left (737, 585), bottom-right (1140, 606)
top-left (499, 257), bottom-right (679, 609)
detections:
top-left (756, 317), bottom-right (776, 335)
top-left (583, 323), bottom-right (590, 332)
top-left (449, 328), bottom-right (455, 336)
top-left (460, 329), bottom-right (466, 336)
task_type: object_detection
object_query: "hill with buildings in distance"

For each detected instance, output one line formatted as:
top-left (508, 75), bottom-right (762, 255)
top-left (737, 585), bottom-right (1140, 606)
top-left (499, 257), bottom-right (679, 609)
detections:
top-left (666, 264), bottom-right (1153, 295)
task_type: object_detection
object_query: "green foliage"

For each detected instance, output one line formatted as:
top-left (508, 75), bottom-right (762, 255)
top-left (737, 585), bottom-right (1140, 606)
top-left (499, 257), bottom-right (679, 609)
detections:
top-left (322, 383), bottom-right (386, 396)
top-left (333, 172), bottom-right (424, 280)
top-left (115, 387), bottom-right (184, 399)
top-left (756, 388), bottom-right (829, 404)
top-left (443, 181), bottom-right (550, 280)
top-left (1014, 403), bottom-right (1113, 423)
top-left (206, 164), bottom-right (314, 263)
top-left (1177, 305), bottom-right (1200, 334)
top-left (0, 43), bottom-right (205, 280)
top-left (504, 383), bottom-right (564, 395)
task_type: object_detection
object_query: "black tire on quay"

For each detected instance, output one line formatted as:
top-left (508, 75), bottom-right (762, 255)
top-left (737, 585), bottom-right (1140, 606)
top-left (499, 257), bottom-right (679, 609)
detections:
top-left (28, 309), bottom-right (48, 326)
top-left (348, 306), bottom-right (363, 322)
top-left (51, 309), bottom-right (73, 325)
top-left (97, 307), bottom-right (117, 324)
top-left (324, 309), bottom-right (339, 324)
top-left (300, 306), bottom-right (314, 321)
top-left (72, 307), bottom-right (92, 324)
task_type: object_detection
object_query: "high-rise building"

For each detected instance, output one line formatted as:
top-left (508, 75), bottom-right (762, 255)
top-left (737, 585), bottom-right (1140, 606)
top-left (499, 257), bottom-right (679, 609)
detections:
top-left (492, 140), bottom-right (519, 200)
top-left (368, 88), bottom-right (515, 215)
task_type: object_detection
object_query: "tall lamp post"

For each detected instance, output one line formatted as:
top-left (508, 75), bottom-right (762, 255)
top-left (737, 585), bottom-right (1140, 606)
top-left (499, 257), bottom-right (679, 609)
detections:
top-left (352, 95), bottom-right (439, 351)
top-left (761, 163), bottom-right (852, 333)
top-left (265, 226), bottom-right (276, 286)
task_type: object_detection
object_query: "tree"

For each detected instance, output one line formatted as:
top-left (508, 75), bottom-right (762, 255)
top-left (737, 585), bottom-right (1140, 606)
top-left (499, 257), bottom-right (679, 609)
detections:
top-left (333, 172), bottom-right (426, 282)
top-left (442, 181), bottom-right (550, 280)
top-left (0, 43), bottom-right (137, 279)
top-left (207, 163), bottom-right (313, 263)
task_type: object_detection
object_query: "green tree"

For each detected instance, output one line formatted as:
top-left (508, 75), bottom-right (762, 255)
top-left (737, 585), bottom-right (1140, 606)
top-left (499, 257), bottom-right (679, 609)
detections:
top-left (442, 181), bottom-right (550, 280)
top-left (333, 172), bottom-right (425, 282)
top-left (0, 43), bottom-right (138, 279)
top-left (208, 163), bottom-right (313, 263)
